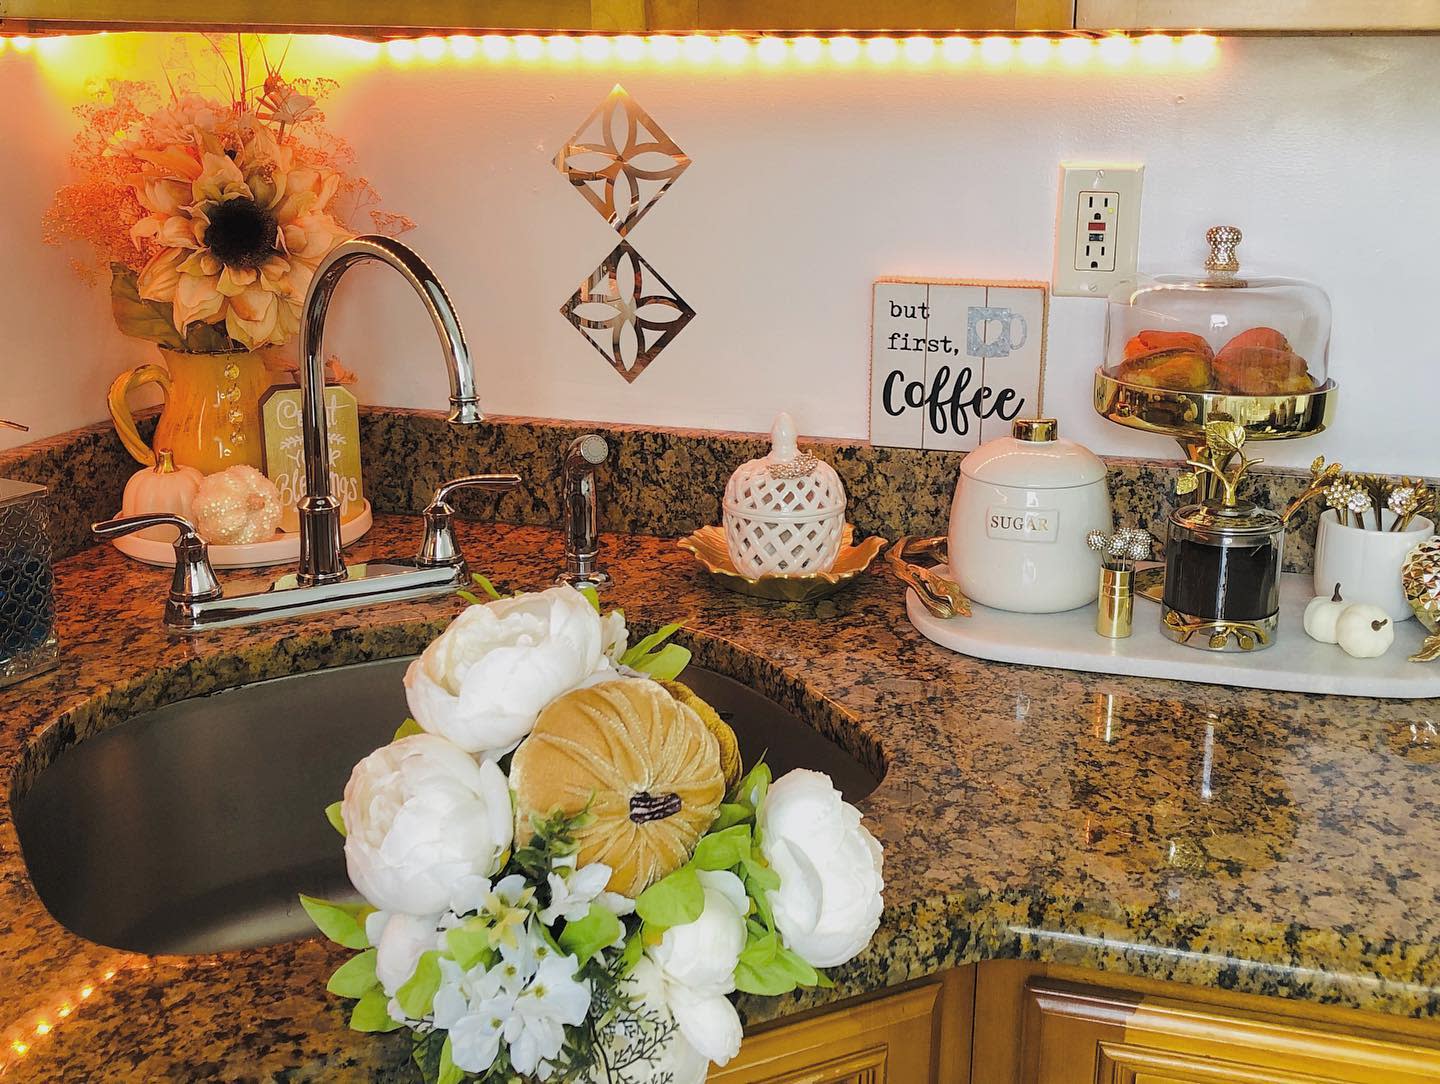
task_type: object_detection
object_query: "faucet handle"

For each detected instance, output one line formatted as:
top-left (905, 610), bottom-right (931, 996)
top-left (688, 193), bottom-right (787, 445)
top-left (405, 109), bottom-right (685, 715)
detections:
top-left (93, 513), bottom-right (224, 611)
top-left (418, 473), bottom-right (522, 568)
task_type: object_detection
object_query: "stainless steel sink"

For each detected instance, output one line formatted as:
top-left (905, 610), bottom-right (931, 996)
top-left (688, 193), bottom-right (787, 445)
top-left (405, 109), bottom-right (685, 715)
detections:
top-left (15, 660), bottom-right (877, 956)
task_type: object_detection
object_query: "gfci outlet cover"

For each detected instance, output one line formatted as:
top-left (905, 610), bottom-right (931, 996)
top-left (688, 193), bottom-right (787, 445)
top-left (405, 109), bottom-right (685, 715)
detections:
top-left (1052, 163), bottom-right (1143, 298)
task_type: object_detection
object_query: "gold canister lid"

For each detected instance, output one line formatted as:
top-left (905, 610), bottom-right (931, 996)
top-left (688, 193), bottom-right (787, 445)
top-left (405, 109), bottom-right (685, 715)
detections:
top-left (1012, 417), bottom-right (1058, 443)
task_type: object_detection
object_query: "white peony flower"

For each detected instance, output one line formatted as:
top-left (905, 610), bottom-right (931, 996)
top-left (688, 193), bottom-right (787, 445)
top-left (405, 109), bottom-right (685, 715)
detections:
top-left (758, 769), bottom-right (884, 969)
top-left (368, 910), bottom-right (440, 997)
top-left (600, 608), bottom-right (629, 664)
top-left (646, 869), bottom-right (748, 1066)
top-left (404, 585), bottom-right (612, 758)
top-left (586, 957), bottom-right (710, 1084)
top-left (342, 734), bottom-right (513, 915)
top-left (504, 953), bottom-right (592, 1078)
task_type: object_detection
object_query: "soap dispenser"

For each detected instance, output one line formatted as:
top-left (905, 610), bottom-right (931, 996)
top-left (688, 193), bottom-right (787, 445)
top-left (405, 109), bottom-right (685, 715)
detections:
top-left (947, 417), bottom-right (1113, 613)
top-left (0, 420), bottom-right (59, 687)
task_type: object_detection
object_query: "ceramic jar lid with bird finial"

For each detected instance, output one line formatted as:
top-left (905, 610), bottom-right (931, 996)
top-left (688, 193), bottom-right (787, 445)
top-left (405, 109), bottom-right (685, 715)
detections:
top-left (722, 412), bottom-right (846, 578)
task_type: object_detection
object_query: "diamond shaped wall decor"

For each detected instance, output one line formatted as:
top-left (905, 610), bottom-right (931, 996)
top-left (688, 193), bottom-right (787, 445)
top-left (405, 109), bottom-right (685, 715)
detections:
top-left (560, 241), bottom-right (695, 384)
top-left (554, 84), bottom-right (690, 236)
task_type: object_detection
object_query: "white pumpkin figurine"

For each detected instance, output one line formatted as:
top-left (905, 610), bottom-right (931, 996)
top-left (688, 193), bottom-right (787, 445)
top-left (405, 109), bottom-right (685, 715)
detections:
top-left (1302, 584), bottom-right (1348, 645)
top-left (1335, 604), bottom-right (1395, 659)
top-left (192, 465), bottom-right (283, 545)
top-left (121, 448), bottom-right (203, 541)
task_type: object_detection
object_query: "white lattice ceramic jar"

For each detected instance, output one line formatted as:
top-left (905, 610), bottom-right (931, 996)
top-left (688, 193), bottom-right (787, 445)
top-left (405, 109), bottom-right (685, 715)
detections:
top-left (723, 413), bottom-right (846, 577)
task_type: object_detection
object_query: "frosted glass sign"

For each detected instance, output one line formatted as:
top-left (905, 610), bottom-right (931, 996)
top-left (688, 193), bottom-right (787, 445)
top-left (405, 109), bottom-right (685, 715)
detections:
top-left (869, 279), bottom-right (1048, 450)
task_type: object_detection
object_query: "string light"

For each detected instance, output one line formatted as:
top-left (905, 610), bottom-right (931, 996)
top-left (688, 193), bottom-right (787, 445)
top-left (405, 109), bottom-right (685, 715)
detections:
top-left (0, 31), bottom-right (1221, 72)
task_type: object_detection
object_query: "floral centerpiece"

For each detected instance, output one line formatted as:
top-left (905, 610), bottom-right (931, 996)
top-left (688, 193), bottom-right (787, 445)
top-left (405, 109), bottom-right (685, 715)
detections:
top-left (44, 37), bottom-right (409, 527)
top-left (301, 580), bottom-right (885, 1083)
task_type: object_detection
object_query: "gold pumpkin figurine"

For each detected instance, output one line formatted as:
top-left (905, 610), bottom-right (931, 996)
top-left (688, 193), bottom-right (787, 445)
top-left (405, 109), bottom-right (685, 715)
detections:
top-left (1403, 536), bottom-right (1440, 662)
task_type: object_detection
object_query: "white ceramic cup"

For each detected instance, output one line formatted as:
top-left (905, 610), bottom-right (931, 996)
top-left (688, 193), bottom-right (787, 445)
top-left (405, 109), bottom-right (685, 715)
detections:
top-left (1312, 509), bottom-right (1435, 622)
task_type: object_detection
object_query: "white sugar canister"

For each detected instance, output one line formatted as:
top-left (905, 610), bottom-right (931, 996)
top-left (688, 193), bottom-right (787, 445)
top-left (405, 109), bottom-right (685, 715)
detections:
top-left (948, 418), bottom-right (1112, 613)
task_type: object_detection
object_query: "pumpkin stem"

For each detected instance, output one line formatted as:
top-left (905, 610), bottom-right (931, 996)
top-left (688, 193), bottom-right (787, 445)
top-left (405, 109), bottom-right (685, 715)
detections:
top-left (1331, 583), bottom-right (1343, 603)
top-left (628, 791), bottom-right (681, 823)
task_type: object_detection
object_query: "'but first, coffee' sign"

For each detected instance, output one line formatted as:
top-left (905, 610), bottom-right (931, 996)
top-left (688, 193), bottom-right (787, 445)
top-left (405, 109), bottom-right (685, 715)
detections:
top-left (869, 278), bottom-right (1048, 450)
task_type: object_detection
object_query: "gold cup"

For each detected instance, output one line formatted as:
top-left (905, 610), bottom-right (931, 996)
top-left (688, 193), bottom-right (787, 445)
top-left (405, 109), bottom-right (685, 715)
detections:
top-left (1096, 567), bottom-right (1134, 638)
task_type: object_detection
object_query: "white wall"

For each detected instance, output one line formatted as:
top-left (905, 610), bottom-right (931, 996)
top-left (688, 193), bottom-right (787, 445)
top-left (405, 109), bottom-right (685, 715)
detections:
top-left (3, 34), bottom-right (1438, 476)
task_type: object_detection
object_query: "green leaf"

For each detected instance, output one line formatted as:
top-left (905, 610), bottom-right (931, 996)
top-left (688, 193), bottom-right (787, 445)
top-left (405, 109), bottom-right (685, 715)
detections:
top-left (578, 584), bottom-right (601, 612)
top-left (327, 948), bottom-right (379, 998)
top-left (299, 895), bottom-right (372, 949)
top-left (395, 950), bottom-right (442, 1020)
top-left (620, 929), bottom-right (644, 973)
top-left (457, 589), bottom-right (486, 606)
top-left (628, 643), bottom-right (692, 681)
top-left (635, 866), bottom-right (704, 931)
top-left (446, 919), bottom-right (495, 971)
top-left (711, 802), bottom-right (754, 833)
top-left (470, 572), bottom-right (503, 600)
top-left (558, 903), bottom-right (623, 964)
top-left (393, 717), bottom-right (423, 741)
top-left (734, 929), bottom-right (794, 996)
top-left (691, 825), bottom-right (753, 872)
top-left (620, 622), bottom-right (682, 666)
top-left (109, 264), bottom-right (184, 348)
top-left (350, 987), bottom-right (405, 1032)
top-left (325, 801), bottom-right (347, 837)
top-left (731, 760), bottom-right (772, 811)
top-left (437, 1037), bottom-right (464, 1084)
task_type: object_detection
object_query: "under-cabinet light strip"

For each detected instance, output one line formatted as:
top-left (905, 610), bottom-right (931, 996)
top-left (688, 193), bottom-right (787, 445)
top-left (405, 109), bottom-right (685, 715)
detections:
top-left (0, 32), bottom-right (1220, 70)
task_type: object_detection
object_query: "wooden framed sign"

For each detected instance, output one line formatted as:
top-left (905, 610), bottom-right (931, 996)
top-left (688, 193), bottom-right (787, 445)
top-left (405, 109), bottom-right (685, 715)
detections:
top-left (259, 383), bottom-right (365, 534)
top-left (869, 278), bottom-right (1048, 451)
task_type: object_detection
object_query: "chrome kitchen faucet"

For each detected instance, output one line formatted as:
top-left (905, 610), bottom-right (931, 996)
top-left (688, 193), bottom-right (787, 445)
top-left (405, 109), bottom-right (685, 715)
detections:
top-left (556, 434), bottom-right (612, 591)
top-left (93, 236), bottom-right (520, 631)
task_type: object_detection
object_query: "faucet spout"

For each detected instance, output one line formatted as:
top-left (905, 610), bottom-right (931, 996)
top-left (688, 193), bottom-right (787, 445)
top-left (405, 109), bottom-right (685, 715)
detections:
top-left (297, 235), bottom-right (482, 585)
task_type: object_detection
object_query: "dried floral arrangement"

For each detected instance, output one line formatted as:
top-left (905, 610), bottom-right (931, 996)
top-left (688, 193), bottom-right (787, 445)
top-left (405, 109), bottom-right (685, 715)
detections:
top-left (43, 35), bottom-right (412, 355)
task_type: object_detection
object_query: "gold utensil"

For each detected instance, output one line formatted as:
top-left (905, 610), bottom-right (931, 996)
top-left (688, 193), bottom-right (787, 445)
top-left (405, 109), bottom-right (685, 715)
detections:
top-left (886, 537), bottom-right (971, 619)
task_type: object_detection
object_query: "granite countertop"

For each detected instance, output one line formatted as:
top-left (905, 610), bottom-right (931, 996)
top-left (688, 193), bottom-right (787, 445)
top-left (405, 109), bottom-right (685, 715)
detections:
top-left (3, 514), bottom-right (1440, 1080)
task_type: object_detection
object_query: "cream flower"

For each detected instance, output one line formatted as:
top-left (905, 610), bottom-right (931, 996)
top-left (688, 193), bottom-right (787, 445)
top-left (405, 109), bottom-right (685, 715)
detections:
top-left (126, 111), bottom-right (350, 350)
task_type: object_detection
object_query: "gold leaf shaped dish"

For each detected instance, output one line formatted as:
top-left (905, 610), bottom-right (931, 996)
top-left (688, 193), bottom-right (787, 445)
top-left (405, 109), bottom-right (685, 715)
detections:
top-left (678, 524), bottom-right (885, 601)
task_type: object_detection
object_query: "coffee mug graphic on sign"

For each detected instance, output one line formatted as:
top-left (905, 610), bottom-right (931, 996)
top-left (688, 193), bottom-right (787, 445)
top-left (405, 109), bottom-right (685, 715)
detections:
top-left (967, 306), bottom-right (1028, 359)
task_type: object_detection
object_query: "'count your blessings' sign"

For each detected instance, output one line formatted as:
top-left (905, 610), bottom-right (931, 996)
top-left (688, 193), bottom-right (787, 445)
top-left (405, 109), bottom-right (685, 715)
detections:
top-left (869, 278), bottom-right (1048, 450)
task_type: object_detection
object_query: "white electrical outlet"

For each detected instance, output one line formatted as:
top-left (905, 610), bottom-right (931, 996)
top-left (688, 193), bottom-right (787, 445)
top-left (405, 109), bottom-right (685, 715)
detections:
top-left (1052, 163), bottom-right (1143, 297)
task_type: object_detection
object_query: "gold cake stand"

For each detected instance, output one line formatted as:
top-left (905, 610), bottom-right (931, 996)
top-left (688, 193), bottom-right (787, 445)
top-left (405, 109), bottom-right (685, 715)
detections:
top-left (1094, 370), bottom-right (1337, 464)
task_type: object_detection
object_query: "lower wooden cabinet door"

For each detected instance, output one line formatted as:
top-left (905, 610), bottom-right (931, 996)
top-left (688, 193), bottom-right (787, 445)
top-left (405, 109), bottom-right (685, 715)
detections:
top-left (709, 982), bottom-right (943, 1083)
top-left (1017, 979), bottom-right (1440, 1084)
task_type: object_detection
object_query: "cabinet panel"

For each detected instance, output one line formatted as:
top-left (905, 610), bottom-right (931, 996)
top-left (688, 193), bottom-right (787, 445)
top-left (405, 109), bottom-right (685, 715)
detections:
top-left (711, 980), bottom-right (947, 1084)
top-left (1076, 0), bottom-right (1440, 32)
top-left (1019, 979), bottom-right (1440, 1084)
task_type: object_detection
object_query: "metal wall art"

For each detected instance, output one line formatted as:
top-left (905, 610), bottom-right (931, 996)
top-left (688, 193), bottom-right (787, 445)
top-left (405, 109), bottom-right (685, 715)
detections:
top-left (560, 241), bottom-right (695, 384)
top-left (554, 84), bottom-right (690, 236)
top-left (557, 85), bottom-right (693, 383)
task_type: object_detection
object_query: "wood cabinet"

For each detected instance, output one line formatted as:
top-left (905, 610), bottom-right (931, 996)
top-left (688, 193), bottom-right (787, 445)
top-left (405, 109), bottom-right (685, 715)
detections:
top-left (5, 0), bottom-right (1438, 33)
top-left (973, 961), bottom-right (1440, 1084)
top-left (713, 968), bottom-right (974, 1083)
top-left (1076, 0), bottom-right (1440, 32)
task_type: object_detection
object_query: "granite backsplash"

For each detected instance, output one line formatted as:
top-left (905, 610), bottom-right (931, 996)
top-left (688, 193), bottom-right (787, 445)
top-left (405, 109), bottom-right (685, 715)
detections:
top-left (0, 405), bottom-right (1398, 574)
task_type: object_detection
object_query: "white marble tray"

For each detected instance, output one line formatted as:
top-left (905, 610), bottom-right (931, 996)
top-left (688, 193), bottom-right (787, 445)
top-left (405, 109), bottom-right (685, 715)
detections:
top-left (906, 566), bottom-right (1440, 700)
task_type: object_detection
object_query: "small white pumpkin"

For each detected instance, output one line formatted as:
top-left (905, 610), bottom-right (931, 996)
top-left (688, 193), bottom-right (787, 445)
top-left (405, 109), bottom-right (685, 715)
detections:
top-left (1335, 604), bottom-right (1395, 659)
top-left (1303, 583), bottom-right (1347, 645)
top-left (192, 465), bottom-right (283, 545)
top-left (121, 449), bottom-right (204, 542)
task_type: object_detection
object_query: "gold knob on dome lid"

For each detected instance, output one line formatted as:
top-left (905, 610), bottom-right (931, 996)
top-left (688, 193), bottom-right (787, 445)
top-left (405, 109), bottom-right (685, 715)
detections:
top-left (1012, 417), bottom-right (1058, 442)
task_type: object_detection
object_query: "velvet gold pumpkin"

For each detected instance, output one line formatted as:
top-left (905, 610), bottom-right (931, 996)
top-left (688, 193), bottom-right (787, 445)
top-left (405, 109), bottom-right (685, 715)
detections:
top-left (510, 679), bottom-right (725, 898)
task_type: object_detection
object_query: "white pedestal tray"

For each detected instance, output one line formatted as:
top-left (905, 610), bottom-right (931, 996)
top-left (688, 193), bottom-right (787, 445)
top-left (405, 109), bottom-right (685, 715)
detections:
top-left (906, 565), bottom-right (1439, 700)
top-left (109, 501), bottom-right (373, 570)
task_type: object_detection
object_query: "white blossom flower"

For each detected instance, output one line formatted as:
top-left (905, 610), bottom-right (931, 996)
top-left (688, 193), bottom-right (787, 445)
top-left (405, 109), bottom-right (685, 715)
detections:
top-left (341, 734), bottom-right (513, 915)
top-left (759, 769), bottom-right (884, 969)
top-left (449, 997), bottom-right (513, 1074)
top-left (538, 858), bottom-right (634, 927)
top-left (645, 870), bottom-right (748, 1066)
top-left (404, 586), bottom-right (613, 758)
top-left (600, 608), bottom-right (629, 664)
top-left (504, 953), bottom-right (592, 1078)
top-left (367, 910), bottom-right (440, 997)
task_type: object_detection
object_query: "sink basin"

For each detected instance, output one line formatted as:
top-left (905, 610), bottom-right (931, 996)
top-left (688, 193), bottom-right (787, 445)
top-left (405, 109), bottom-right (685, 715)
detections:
top-left (15, 659), bottom-right (877, 956)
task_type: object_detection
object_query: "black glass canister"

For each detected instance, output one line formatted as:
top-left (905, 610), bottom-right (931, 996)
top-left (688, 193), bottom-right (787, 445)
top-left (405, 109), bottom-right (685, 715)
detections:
top-left (1161, 499), bottom-right (1283, 652)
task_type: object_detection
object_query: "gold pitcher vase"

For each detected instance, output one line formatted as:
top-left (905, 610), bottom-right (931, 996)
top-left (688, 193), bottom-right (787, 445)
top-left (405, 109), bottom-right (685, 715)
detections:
top-left (108, 347), bottom-right (276, 473)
